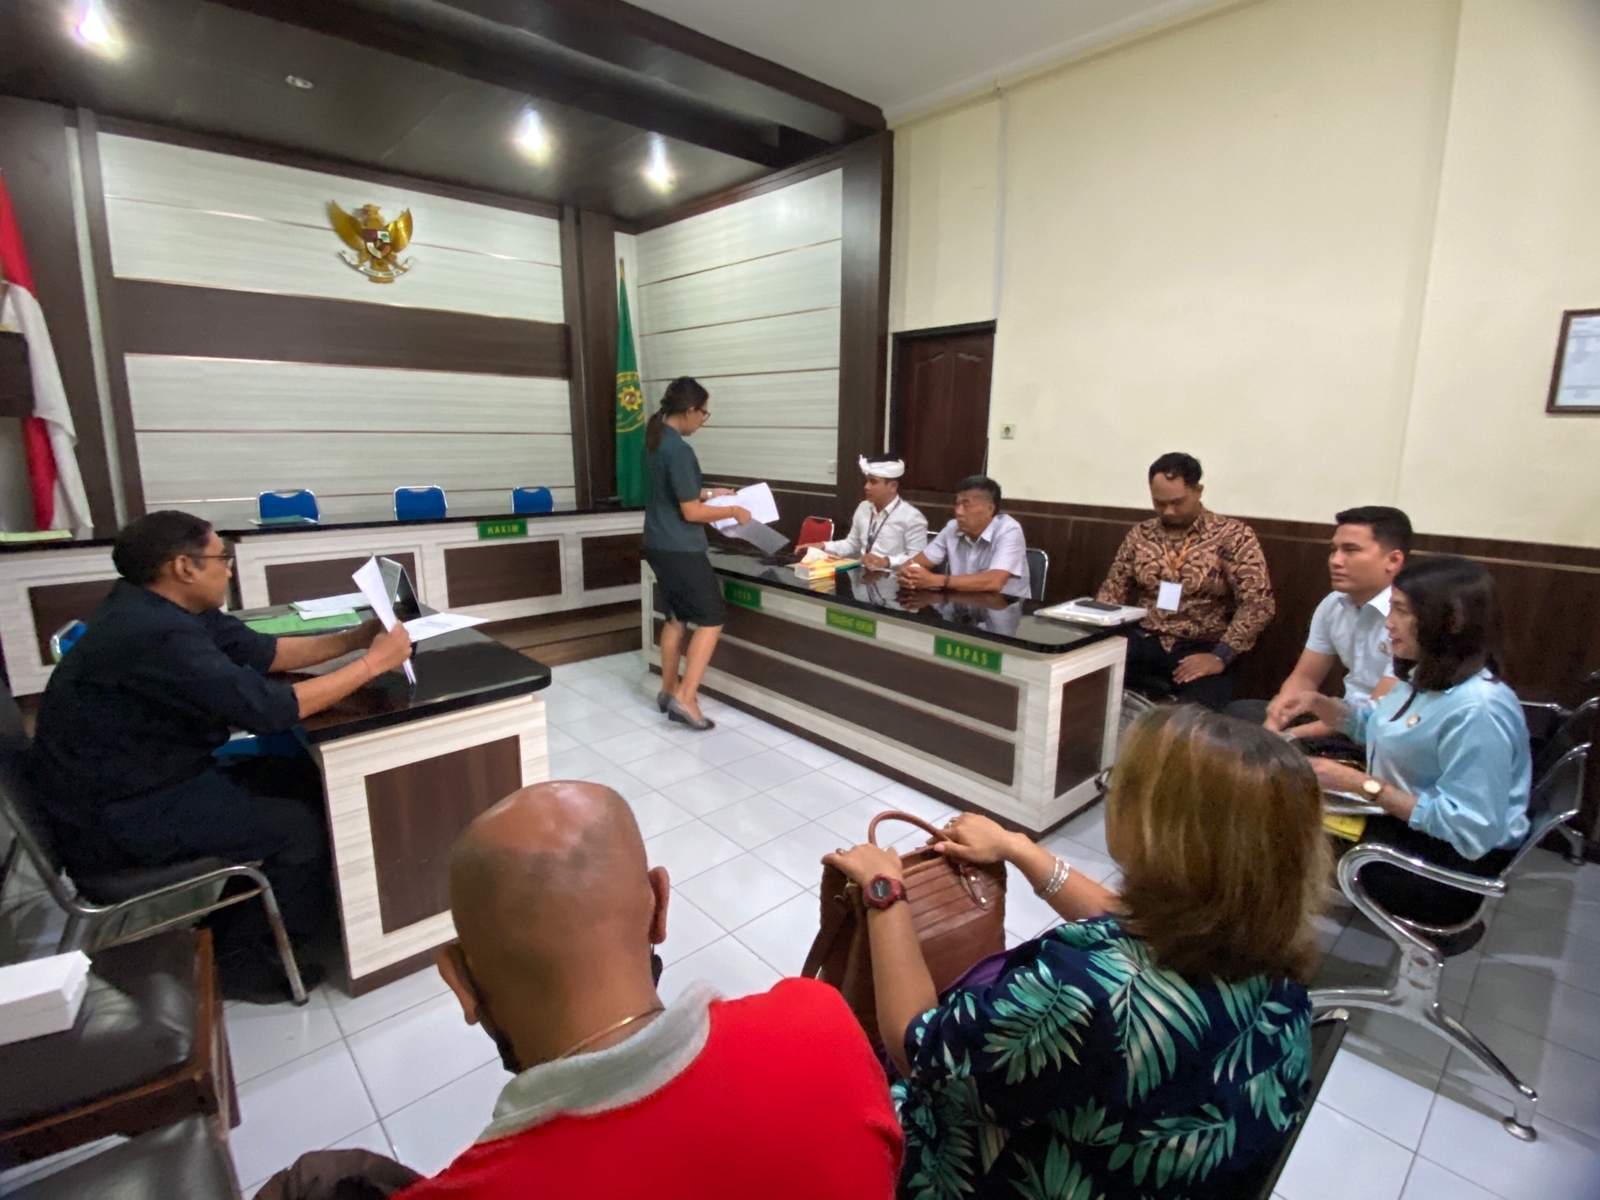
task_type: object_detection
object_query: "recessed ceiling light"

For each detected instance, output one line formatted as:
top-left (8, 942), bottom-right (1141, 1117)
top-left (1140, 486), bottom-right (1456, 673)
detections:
top-left (285, 74), bottom-right (314, 90)
top-left (644, 135), bottom-right (675, 193)
top-left (514, 109), bottom-right (551, 165)
top-left (71, 0), bottom-right (124, 57)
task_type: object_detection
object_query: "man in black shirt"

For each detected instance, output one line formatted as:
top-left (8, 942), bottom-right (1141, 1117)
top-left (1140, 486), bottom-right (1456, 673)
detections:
top-left (30, 511), bottom-right (412, 999)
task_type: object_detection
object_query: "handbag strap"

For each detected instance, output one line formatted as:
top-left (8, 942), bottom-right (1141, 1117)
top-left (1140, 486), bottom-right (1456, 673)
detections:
top-left (868, 810), bottom-right (945, 847)
top-left (801, 872), bottom-right (857, 978)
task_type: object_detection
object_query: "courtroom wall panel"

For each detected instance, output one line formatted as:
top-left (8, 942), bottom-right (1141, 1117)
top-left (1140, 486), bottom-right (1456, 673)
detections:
top-left (634, 170), bottom-right (842, 488)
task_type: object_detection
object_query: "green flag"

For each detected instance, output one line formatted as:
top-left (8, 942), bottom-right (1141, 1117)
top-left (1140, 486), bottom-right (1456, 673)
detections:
top-left (614, 260), bottom-right (648, 506)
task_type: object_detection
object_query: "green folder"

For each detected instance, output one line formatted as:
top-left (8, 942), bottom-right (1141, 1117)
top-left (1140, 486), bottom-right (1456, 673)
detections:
top-left (243, 611), bottom-right (363, 635)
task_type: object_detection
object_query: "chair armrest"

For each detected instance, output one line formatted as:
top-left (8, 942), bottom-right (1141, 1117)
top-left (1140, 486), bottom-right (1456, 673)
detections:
top-left (1322, 789), bottom-right (1385, 816)
top-left (1336, 842), bottom-right (1507, 899)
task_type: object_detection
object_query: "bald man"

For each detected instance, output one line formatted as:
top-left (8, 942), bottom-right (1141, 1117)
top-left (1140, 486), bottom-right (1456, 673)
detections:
top-left (404, 782), bottom-right (902, 1200)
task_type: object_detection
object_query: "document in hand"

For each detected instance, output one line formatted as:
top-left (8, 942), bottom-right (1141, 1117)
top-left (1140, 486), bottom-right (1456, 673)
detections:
top-left (706, 482), bottom-right (780, 529)
top-left (352, 556), bottom-right (416, 684)
top-left (403, 612), bottom-right (487, 641)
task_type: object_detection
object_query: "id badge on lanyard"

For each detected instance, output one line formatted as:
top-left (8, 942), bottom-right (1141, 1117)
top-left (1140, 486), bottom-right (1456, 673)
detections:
top-left (864, 498), bottom-right (899, 556)
top-left (1157, 532), bottom-right (1194, 612)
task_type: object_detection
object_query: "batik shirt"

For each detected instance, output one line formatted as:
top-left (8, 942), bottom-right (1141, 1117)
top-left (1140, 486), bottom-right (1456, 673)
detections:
top-left (1096, 509), bottom-right (1275, 657)
top-left (893, 918), bottom-right (1312, 1200)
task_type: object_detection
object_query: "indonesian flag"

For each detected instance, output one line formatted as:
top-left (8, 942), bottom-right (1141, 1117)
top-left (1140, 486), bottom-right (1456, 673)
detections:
top-left (0, 172), bottom-right (91, 536)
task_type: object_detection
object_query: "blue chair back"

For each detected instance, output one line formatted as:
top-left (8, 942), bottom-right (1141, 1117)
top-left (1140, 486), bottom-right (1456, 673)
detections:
top-left (512, 486), bottom-right (554, 515)
top-left (394, 486), bottom-right (448, 521)
top-left (258, 490), bottom-right (319, 523)
top-left (49, 620), bottom-right (87, 664)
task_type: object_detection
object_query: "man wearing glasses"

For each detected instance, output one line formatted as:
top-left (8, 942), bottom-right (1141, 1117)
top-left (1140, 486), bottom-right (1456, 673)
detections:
top-left (28, 510), bottom-right (412, 1000)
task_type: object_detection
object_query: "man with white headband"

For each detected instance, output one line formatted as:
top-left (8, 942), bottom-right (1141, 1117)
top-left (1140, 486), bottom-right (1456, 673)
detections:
top-left (800, 454), bottom-right (929, 570)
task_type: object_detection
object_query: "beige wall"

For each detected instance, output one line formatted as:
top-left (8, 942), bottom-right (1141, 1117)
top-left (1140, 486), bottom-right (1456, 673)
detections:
top-left (890, 0), bottom-right (1600, 547)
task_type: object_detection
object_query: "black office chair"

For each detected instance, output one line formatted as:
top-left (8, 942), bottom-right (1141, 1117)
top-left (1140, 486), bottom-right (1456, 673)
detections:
top-left (1312, 742), bottom-right (1589, 1140)
top-left (1024, 547), bottom-right (1048, 602)
top-left (1245, 1010), bottom-right (1348, 1199)
top-left (5, 1115), bottom-right (241, 1199)
top-left (0, 692), bottom-right (307, 1005)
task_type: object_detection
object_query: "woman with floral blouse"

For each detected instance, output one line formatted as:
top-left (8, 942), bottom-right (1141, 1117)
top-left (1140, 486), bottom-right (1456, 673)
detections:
top-left (825, 706), bottom-right (1330, 1200)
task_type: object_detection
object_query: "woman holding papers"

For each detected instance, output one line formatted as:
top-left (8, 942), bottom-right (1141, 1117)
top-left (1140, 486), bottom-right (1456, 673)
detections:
top-left (643, 377), bottom-right (749, 731)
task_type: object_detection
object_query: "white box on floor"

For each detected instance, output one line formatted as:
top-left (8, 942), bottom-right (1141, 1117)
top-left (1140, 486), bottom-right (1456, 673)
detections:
top-left (0, 951), bottom-right (91, 1046)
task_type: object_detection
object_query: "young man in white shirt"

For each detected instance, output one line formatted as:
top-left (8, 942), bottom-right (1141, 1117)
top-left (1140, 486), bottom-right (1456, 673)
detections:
top-left (801, 455), bottom-right (929, 569)
top-left (899, 475), bottom-right (1031, 599)
top-left (1245, 506), bottom-right (1412, 742)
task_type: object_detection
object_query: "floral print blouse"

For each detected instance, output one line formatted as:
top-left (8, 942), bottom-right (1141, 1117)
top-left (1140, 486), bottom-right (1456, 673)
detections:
top-left (893, 918), bottom-right (1312, 1200)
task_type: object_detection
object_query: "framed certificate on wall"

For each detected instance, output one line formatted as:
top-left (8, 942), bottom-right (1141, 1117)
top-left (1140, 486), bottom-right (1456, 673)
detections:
top-left (1547, 308), bottom-right (1600, 413)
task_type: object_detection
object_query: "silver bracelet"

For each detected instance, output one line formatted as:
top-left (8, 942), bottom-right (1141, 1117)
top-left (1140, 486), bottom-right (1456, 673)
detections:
top-left (1034, 856), bottom-right (1071, 898)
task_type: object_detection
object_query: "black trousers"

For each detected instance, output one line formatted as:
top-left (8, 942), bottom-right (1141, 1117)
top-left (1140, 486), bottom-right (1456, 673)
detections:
top-left (1356, 814), bottom-right (1515, 928)
top-left (93, 754), bottom-right (332, 947)
top-left (1121, 629), bottom-right (1236, 711)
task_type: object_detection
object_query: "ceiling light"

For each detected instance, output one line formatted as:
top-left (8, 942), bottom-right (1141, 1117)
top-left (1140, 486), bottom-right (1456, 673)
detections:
top-left (285, 74), bottom-right (314, 90)
top-left (644, 135), bottom-right (675, 193)
top-left (514, 109), bottom-right (552, 165)
top-left (72, 0), bottom-right (124, 57)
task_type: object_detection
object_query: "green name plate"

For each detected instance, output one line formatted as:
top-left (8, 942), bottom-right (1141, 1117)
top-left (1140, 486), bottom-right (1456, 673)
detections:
top-left (934, 635), bottom-right (1003, 673)
top-left (478, 518), bottom-right (527, 540)
top-left (724, 580), bottom-right (762, 610)
top-left (826, 608), bottom-right (877, 638)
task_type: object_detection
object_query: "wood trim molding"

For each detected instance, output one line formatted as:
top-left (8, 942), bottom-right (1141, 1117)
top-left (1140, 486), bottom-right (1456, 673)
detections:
top-left (559, 209), bottom-right (594, 508)
top-left (834, 132), bottom-right (893, 526)
top-left (626, 148), bottom-right (845, 234)
top-left (93, 115), bottom-right (564, 221)
top-left (115, 280), bottom-right (572, 378)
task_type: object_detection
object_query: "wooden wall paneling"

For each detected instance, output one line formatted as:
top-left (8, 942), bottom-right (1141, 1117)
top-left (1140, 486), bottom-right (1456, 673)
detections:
top-left (125, 358), bottom-right (574, 433)
top-left (643, 308), bottom-right (840, 380)
top-left (365, 735), bottom-right (523, 933)
top-left (640, 241), bottom-right (841, 333)
top-left (720, 603), bottom-right (1020, 729)
top-left (645, 370), bottom-right (838, 429)
top-left (0, 99), bottom-right (117, 532)
top-left (690, 427), bottom-right (838, 486)
top-left (75, 111), bottom-right (145, 521)
top-left (581, 533), bottom-right (642, 591)
top-left (559, 209), bottom-right (593, 509)
top-left (27, 579), bottom-right (117, 666)
top-left (835, 132), bottom-right (893, 527)
top-left (634, 170), bottom-right (842, 282)
top-left (265, 553), bottom-right (418, 607)
top-left (442, 541), bottom-right (564, 609)
top-left (116, 281), bottom-right (571, 378)
top-left (577, 210), bottom-right (619, 503)
top-left (1055, 667), bottom-right (1111, 797)
top-left (709, 636), bottom-right (1016, 784)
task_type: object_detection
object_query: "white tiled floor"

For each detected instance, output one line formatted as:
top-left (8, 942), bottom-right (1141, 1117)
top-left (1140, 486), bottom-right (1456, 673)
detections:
top-left (4, 648), bottom-right (1600, 1198)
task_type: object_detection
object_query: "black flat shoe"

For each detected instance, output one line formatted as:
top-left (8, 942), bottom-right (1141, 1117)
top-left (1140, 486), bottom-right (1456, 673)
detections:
top-left (666, 697), bottom-right (715, 731)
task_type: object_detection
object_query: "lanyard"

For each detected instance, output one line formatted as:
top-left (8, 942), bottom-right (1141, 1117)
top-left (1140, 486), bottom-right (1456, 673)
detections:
top-left (864, 497), bottom-right (901, 555)
top-left (1161, 527), bottom-right (1198, 581)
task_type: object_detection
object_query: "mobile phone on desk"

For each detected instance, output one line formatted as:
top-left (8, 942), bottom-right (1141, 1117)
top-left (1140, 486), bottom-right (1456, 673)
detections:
top-left (1072, 598), bottom-right (1122, 612)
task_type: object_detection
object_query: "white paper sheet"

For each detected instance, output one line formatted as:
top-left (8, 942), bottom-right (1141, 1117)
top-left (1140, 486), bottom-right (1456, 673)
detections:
top-left (707, 482), bottom-right (780, 530)
top-left (291, 592), bottom-right (366, 616)
top-left (724, 519), bottom-right (790, 554)
top-left (403, 612), bottom-right (488, 641)
top-left (352, 556), bottom-right (416, 684)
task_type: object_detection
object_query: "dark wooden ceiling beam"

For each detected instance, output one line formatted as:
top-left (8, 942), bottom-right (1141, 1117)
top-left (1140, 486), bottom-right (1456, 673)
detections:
top-left (210, 0), bottom-right (834, 167)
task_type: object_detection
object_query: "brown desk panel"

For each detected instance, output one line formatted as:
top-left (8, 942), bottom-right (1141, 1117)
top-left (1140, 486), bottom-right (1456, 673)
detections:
top-left (265, 554), bottom-right (418, 607)
top-left (28, 579), bottom-right (117, 666)
top-left (582, 533), bottom-right (642, 592)
top-left (443, 540), bottom-right (563, 608)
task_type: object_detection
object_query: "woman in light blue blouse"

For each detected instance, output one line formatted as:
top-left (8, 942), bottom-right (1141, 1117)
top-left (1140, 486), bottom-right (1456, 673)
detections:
top-left (1283, 555), bottom-right (1531, 927)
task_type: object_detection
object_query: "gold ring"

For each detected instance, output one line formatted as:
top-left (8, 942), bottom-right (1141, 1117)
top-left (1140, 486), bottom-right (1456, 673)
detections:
top-left (834, 847), bottom-right (847, 855)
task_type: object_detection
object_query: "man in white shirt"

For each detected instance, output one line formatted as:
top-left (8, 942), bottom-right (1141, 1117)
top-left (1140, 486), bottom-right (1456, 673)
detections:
top-left (803, 455), bottom-right (929, 569)
top-left (898, 475), bottom-right (1031, 599)
top-left (1249, 506), bottom-right (1412, 740)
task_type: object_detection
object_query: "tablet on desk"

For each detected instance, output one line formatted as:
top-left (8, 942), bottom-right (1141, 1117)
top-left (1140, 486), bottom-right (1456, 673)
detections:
top-left (1034, 598), bottom-right (1148, 627)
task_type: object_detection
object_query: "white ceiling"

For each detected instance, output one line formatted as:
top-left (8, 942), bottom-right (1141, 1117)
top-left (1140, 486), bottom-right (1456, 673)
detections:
top-left (632, 0), bottom-right (1220, 121)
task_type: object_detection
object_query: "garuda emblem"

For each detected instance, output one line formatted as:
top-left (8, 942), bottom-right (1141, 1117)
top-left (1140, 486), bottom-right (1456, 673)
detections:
top-left (329, 202), bottom-right (413, 283)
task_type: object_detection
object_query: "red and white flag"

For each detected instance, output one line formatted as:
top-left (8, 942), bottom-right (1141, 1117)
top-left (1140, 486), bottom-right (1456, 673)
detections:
top-left (0, 172), bottom-right (91, 536)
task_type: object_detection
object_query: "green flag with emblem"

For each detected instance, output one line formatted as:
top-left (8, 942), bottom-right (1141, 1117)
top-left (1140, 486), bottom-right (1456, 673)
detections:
top-left (614, 260), bottom-right (648, 506)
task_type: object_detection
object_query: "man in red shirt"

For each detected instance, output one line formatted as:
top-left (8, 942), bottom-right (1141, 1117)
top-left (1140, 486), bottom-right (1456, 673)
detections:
top-left (404, 781), bottom-right (902, 1200)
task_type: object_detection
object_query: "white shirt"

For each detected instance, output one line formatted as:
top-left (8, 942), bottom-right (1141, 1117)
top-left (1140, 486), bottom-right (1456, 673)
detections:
top-left (824, 497), bottom-right (929, 568)
top-left (922, 512), bottom-right (1032, 599)
top-left (1305, 587), bottom-right (1395, 704)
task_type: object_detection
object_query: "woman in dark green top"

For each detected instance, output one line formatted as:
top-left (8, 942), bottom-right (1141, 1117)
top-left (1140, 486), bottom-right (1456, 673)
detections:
top-left (643, 377), bottom-right (749, 731)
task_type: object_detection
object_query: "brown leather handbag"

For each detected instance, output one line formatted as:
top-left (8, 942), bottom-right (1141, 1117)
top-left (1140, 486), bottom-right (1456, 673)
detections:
top-left (801, 810), bottom-right (1007, 1045)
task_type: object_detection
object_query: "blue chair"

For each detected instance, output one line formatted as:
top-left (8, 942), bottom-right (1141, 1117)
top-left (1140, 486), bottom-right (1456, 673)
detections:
top-left (394, 486), bottom-right (448, 521)
top-left (257, 490), bottom-right (319, 523)
top-left (511, 486), bottom-right (554, 514)
top-left (49, 620), bottom-right (87, 663)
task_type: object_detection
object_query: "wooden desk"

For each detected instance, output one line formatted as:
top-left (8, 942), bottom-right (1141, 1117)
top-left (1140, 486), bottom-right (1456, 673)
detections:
top-left (641, 552), bottom-right (1126, 835)
top-left (0, 506), bottom-right (642, 695)
top-left (282, 621), bottom-right (551, 994)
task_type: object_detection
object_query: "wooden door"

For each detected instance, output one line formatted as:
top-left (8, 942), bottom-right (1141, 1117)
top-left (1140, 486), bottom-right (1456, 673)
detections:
top-left (891, 323), bottom-right (995, 494)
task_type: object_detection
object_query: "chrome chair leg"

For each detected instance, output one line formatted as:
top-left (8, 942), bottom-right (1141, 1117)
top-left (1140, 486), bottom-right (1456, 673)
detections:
top-left (1553, 824), bottom-right (1586, 866)
top-left (1428, 1007), bottom-right (1539, 1141)
top-left (249, 866), bottom-right (308, 1006)
top-left (56, 911), bottom-right (85, 953)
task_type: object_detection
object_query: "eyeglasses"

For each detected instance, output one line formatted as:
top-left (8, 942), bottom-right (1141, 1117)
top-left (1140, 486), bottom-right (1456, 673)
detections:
top-left (186, 552), bottom-right (236, 569)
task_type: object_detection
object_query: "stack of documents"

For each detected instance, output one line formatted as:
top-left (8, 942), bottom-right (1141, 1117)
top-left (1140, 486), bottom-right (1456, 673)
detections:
top-left (0, 952), bottom-right (90, 1046)
top-left (793, 548), bottom-right (860, 580)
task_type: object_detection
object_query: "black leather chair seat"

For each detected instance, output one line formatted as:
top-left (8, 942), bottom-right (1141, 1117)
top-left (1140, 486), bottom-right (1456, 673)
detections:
top-left (7, 1115), bottom-right (240, 1199)
top-left (0, 930), bottom-right (198, 1127)
top-left (76, 857), bottom-right (233, 905)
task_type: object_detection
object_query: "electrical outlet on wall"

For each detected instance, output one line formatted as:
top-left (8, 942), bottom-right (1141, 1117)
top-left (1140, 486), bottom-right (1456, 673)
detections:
top-left (999, 423), bottom-right (1017, 440)
top-left (825, 460), bottom-right (836, 476)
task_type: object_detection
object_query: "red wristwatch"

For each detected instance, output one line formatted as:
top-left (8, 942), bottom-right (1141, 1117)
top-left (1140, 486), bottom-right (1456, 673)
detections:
top-left (863, 875), bottom-right (908, 910)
